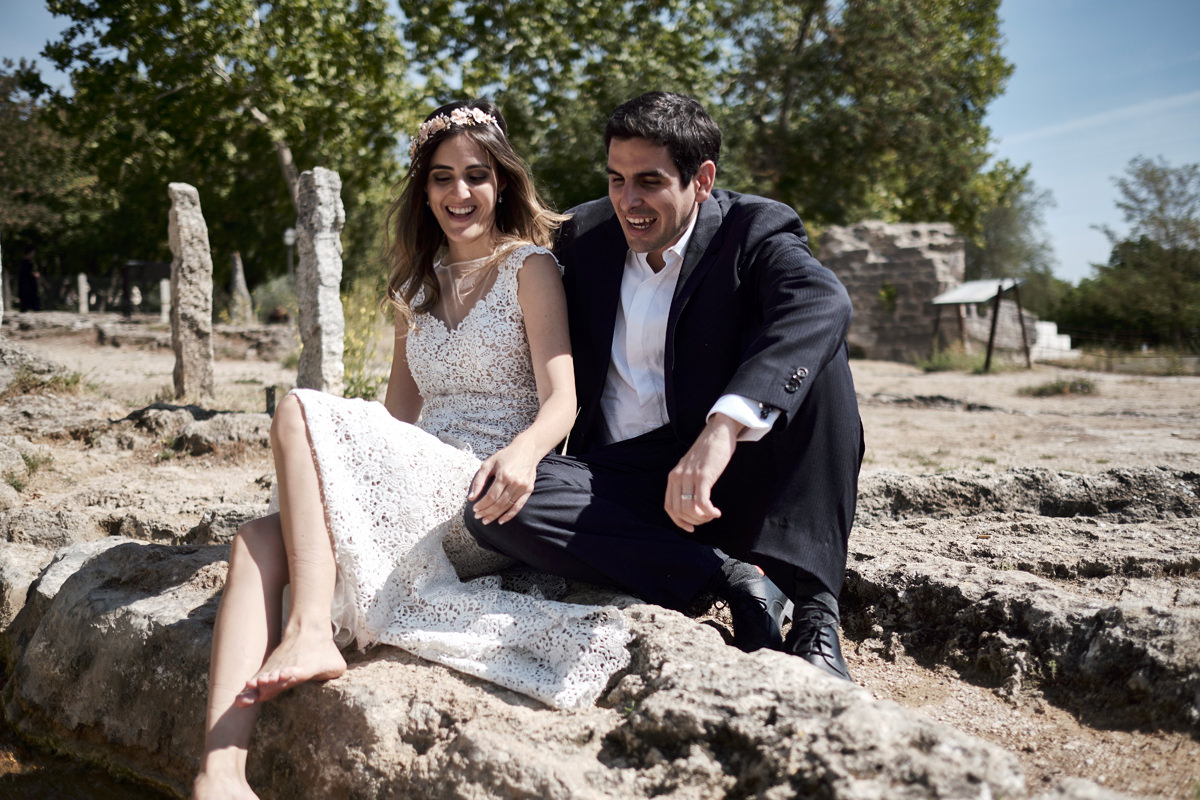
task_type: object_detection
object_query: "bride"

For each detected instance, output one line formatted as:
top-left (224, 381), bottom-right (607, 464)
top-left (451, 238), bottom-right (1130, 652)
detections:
top-left (193, 100), bottom-right (630, 800)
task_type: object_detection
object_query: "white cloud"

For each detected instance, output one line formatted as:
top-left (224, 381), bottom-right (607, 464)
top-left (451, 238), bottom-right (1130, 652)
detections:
top-left (1002, 90), bottom-right (1200, 146)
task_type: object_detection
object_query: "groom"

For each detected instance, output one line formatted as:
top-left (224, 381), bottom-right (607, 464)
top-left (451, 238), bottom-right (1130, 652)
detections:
top-left (466, 92), bottom-right (864, 680)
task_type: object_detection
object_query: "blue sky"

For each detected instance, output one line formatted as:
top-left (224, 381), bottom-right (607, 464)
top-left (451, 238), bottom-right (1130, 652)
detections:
top-left (3, 0), bottom-right (1198, 284)
top-left (986, 0), bottom-right (1200, 283)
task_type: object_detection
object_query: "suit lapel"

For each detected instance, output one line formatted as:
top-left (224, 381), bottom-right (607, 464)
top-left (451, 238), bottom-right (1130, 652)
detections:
top-left (676, 197), bottom-right (720, 311)
top-left (581, 215), bottom-right (628, 367)
top-left (664, 196), bottom-right (724, 422)
top-left (669, 195), bottom-right (723, 328)
top-left (569, 213), bottom-right (627, 441)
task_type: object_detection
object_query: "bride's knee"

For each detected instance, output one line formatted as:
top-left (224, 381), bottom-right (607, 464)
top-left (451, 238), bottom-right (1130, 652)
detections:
top-left (230, 516), bottom-right (287, 580)
top-left (269, 393), bottom-right (308, 450)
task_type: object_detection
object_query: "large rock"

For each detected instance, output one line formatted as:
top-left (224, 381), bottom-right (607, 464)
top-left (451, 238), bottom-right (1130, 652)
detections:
top-left (0, 539), bottom-right (1062, 800)
top-left (849, 467), bottom-right (1200, 732)
top-left (0, 507), bottom-right (101, 549)
top-left (0, 542), bottom-right (53, 631)
top-left (178, 411), bottom-right (271, 455)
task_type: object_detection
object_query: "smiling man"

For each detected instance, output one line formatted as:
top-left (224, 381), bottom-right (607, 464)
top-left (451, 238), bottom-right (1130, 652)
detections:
top-left (466, 92), bottom-right (864, 680)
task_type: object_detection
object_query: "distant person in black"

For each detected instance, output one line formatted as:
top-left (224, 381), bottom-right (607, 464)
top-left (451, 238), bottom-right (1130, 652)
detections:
top-left (16, 244), bottom-right (42, 312)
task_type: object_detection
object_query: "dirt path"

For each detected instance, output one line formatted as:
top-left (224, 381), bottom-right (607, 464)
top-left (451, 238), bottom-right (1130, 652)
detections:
top-left (5, 318), bottom-right (1200, 799)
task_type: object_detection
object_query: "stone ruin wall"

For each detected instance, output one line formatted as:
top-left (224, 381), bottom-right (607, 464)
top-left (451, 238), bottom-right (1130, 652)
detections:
top-left (818, 221), bottom-right (964, 363)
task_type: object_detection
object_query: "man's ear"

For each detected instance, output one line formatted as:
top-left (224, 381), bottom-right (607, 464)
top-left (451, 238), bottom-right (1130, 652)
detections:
top-left (694, 160), bottom-right (716, 203)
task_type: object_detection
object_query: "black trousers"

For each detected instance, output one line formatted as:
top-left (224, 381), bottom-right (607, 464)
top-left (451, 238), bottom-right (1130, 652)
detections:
top-left (465, 368), bottom-right (864, 611)
top-left (466, 427), bottom-right (726, 609)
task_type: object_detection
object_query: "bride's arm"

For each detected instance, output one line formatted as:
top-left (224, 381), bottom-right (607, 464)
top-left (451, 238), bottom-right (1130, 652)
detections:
top-left (468, 251), bottom-right (575, 525)
top-left (383, 315), bottom-right (423, 424)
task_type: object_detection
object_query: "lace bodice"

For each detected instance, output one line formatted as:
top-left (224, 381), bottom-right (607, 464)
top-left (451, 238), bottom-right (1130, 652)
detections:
top-left (406, 244), bottom-right (549, 456)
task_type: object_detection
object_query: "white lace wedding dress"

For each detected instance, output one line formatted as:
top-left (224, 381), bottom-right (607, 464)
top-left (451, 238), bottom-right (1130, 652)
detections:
top-left (286, 244), bottom-right (630, 709)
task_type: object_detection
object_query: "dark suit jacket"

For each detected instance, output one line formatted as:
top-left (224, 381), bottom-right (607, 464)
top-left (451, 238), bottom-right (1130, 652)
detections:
top-left (554, 189), bottom-right (863, 592)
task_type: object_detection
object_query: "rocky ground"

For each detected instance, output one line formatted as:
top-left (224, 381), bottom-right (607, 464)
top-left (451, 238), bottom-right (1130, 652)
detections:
top-left (1, 311), bottom-right (1197, 799)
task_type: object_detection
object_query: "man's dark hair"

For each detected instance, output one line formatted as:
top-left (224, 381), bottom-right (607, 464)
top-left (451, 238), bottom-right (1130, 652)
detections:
top-left (604, 92), bottom-right (721, 185)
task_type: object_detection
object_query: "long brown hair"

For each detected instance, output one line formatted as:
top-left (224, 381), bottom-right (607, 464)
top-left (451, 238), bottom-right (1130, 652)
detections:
top-left (384, 99), bottom-right (566, 323)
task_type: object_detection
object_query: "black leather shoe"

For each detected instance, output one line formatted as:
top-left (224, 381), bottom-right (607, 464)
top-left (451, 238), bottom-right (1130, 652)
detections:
top-left (720, 568), bottom-right (794, 653)
top-left (784, 610), bottom-right (853, 682)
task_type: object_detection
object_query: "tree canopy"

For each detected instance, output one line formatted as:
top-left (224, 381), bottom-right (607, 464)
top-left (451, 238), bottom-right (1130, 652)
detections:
top-left (712, 0), bottom-right (1012, 239)
top-left (397, 0), bottom-right (722, 210)
top-left (9, 0), bottom-right (1033, 313)
top-left (34, 0), bottom-right (413, 292)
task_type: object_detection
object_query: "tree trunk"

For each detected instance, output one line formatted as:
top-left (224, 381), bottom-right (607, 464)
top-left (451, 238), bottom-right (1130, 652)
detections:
top-left (245, 104), bottom-right (299, 209)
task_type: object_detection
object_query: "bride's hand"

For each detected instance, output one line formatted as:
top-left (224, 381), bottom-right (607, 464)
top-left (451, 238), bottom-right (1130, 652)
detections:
top-left (468, 440), bottom-right (538, 525)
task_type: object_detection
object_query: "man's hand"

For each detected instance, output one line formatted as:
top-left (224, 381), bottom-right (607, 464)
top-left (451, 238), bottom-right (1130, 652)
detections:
top-left (664, 414), bottom-right (743, 532)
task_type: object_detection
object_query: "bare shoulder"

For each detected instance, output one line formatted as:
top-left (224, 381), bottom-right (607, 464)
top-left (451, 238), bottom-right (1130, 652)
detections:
top-left (516, 249), bottom-right (563, 282)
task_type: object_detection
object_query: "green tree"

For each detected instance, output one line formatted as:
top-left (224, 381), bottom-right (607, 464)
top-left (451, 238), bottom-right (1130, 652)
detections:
top-left (714, 0), bottom-right (1012, 239)
top-left (0, 58), bottom-right (101, 306)
top-left (1057, 237), bottom-right (1200, 351)
top-left (964, 162), bottom-right (1069, 317)
top-left (1056, 157), bottom-right (1200, 351)
top-left (38, 0), bottom-right (414, 295)
top-left (1102, 155), bottom-right (1200, 251)
top-left (397, 0), bottom-right (723, 210)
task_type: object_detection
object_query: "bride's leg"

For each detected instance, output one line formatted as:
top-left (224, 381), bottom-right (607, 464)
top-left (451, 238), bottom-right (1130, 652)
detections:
top-left (194, 515), bottom-right (287, 800)
top-left (237, 393), bottom-right (346, 705)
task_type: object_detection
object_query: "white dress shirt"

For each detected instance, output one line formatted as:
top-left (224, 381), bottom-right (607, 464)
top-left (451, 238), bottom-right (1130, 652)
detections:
top-left (600, 212), bottom-right (781, 444)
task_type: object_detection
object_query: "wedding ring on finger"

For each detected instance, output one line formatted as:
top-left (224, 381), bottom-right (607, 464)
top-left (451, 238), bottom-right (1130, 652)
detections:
top-left (681, 493), bottom-right (694, 500)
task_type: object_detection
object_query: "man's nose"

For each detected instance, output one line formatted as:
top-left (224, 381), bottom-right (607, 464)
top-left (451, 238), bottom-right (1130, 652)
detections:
top-left (619, 183), bottom-right (642, 209)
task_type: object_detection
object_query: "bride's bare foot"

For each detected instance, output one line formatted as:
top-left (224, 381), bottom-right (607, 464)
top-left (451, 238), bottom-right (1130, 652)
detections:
top-left (235, 623), bottom-right (346, 707)
top-left (193, 769), bottom-right (259, 800)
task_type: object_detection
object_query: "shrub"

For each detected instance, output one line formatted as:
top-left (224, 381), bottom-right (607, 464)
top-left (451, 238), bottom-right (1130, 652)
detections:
top-left (1018, 378), bottom-right (1097, 397)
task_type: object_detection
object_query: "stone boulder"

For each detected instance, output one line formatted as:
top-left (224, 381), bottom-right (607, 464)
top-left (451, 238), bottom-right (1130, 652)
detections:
top-left (178, 411), bottom-right (271, 455)
top-left (0, 538), bottom-right (1092, 800)
top-left (849, 467), bottom-right (1200, 732)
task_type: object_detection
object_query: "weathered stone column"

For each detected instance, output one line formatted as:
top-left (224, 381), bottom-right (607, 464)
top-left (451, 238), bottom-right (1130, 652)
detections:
top-left (167, 183), bottom-right (215, 400)
top-left (229, 251), bottom-right (254, 326)
top-left (77, 274), bottom-right (90, 315)
top-left (159, 278), bottom-right (171, 324)
top-left (295, 167), bottom-right (345, 396)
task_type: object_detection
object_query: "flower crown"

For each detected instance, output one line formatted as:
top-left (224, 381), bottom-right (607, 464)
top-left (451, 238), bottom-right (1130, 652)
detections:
top-left (408, 107), bottom-right (499, 160)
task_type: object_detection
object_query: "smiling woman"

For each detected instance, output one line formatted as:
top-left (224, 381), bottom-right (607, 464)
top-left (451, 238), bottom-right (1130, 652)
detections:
top-left (425, 135), bottom-right (504, 264)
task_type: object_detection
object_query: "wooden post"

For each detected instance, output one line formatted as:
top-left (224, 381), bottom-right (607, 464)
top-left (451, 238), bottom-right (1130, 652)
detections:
top-left (983, 281), bottom-right (1003, 373)
top-left (931, 305), bottom-right (942, 356)
top-left (1013, 282), bottom-right (1031, 368)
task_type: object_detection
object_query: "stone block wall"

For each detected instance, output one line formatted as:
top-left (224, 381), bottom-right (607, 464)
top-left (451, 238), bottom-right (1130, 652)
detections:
top-left (818, 222), bottom-right (963, 362)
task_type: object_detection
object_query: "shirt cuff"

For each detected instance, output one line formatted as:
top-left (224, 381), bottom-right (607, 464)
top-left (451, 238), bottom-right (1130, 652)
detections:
top-left (707, 395), bottom-right (781, 442)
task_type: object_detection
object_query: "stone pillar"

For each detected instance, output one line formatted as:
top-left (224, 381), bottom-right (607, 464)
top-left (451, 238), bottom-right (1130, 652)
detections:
top-left (167, 183), bottom-right (215, 400)
top-left (77, 274), bottom-right (90, 314)
top-left (295, 167), bottom-right (345, 396)
top-left (160, 278), bottom-right (171, 324)
top-left (230, 250), bottom-right (254, 326)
